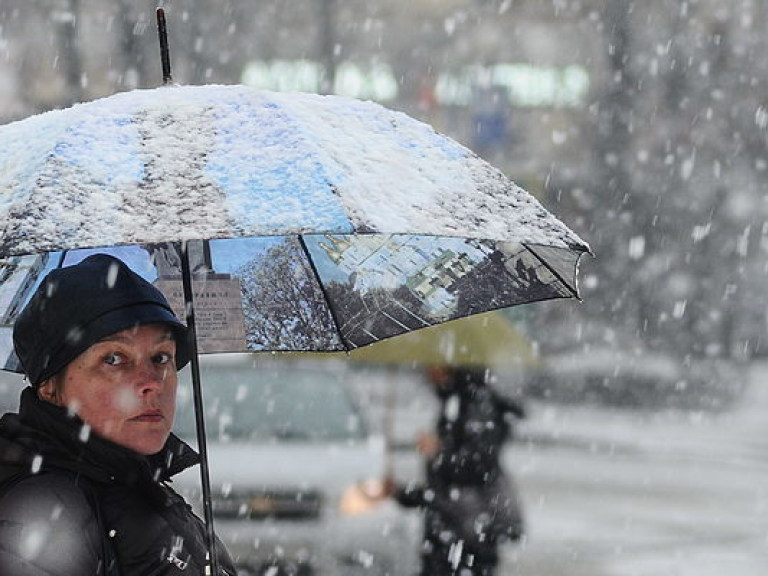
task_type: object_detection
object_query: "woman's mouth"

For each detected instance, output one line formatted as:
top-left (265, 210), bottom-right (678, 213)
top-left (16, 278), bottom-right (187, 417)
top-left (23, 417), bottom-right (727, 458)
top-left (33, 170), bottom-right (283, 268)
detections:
top-left (132, 409), bottom-right (164, 423)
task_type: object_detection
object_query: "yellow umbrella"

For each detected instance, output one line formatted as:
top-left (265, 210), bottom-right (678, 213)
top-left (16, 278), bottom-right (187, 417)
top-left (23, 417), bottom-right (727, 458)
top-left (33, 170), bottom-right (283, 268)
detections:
top-left (345, 311), bottom-right (539, 369)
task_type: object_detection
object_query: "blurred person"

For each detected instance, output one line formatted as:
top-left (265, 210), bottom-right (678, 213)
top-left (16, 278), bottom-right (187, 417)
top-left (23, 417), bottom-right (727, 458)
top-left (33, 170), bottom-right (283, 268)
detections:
top-left (470, 85), bottom-right (510, 162)
top-left (0, 254), bottom-right (236, 575)
top-left (385, 365), bottom-right (526, 576)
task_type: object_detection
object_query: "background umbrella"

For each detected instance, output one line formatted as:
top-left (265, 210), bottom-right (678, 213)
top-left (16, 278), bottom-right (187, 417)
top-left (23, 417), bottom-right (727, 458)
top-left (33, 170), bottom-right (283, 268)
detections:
top-left (346, 311), bottom-right (539, 370)
top-left (0, 31), bottom-right (589, 571)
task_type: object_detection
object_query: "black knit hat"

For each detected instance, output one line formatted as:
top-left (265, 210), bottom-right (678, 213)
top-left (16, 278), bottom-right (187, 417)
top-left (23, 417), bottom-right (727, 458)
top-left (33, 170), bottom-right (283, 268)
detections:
top-left (13, 254), bottom-right (190, 386)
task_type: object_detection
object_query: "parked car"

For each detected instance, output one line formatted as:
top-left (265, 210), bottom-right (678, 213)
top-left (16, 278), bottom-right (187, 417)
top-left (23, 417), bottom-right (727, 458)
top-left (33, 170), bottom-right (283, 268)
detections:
top-left (173, 355), bottom-right (418, 576)
top-left (525, 347), bottom-right (745, 411)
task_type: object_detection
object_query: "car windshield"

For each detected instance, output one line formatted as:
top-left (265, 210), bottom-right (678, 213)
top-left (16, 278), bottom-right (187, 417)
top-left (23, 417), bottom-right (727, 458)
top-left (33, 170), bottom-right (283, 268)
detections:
top-left (174, 360), bottom-right (366, 443)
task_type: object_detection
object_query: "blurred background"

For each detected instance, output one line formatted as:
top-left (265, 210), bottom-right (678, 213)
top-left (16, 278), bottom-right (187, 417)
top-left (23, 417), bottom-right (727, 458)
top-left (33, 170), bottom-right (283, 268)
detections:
top-left (2, 0), bottom-right (767, 376)
top-left (1, 1), bottom-right (767, 574)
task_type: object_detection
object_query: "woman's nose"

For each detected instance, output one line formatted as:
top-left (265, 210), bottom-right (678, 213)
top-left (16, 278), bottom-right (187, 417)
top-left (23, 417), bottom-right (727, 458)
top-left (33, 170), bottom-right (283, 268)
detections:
top-left (135, 362), bottom-right (166, 392)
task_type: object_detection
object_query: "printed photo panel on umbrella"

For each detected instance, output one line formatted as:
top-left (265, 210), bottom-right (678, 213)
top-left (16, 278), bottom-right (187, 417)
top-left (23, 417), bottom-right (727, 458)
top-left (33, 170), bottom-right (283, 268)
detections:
top-left (0, 240), bottom-right (341, 371)
top-left (301, 234), bottom-right (576, 347)
top-left (0, 235), bottom-right (576, 371)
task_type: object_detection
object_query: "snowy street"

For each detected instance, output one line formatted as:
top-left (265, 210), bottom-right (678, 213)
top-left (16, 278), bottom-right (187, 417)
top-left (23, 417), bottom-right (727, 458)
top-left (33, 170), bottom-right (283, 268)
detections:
top-left (499, 361), bottom-right (768, 575)
top-left (390, 361), bottom-right (768, 575)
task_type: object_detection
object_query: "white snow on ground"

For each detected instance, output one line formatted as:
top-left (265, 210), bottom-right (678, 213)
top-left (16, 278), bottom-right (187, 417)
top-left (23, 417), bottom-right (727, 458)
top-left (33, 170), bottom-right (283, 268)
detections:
top-left (499, 361), bottom-right (768, 575)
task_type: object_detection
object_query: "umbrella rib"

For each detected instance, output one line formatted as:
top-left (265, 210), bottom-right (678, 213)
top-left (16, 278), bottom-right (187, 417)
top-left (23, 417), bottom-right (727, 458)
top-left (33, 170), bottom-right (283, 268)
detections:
top-left (297, 235), bottom-right (349, 351)
top-left (523, 243), bottom-right (581, 300)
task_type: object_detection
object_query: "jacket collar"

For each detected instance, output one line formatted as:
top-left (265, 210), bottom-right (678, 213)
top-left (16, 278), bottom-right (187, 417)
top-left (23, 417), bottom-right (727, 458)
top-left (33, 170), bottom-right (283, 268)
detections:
top-left (0, 387), bottom-right (198, 485)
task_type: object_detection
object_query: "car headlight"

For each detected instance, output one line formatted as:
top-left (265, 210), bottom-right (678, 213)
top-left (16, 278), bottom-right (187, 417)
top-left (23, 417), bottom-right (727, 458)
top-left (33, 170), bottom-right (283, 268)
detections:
top-left (339, 479), bottom-right (387, 517)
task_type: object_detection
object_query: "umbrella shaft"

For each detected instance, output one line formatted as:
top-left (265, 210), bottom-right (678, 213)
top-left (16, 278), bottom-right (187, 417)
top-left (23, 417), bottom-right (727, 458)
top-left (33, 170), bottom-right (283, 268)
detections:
top-left (181, 245), bottom-right (221, 575)
top-left (156, 8), bottom-right (173, 84)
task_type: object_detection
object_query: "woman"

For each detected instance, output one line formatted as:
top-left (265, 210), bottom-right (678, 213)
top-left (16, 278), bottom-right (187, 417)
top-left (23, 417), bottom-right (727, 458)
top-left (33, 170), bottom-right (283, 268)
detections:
top-left (387, 365), bottom-right (526, 576)
top-left (0, 254), bottom-right (236, 575)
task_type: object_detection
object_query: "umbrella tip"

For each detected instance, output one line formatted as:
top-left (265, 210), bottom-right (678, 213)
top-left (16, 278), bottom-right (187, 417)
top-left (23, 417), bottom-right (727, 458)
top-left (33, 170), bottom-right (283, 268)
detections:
top-left (156, 7), bottom-right (173, 85)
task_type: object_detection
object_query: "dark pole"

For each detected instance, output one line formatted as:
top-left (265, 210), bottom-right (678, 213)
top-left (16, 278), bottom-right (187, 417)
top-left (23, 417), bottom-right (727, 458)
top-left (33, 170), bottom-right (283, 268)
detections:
top-left (57, 0), bottom-right (84, 104)
top-left (319, 0), bottom-right (337, 94)
top-left (180, 242), bottom-right (221, 575)
top-left (156, 8), bottom-right (173, 85)
top-left (116, 0), bottom-right (143, 89)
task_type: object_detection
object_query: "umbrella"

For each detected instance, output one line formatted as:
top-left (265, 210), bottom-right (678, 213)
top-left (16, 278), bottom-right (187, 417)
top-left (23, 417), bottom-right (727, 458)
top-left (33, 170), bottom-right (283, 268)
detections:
top-left (346, 311), bottom-right (539, 370)
top-left (0, 83), bottom-right (589, 573)
top-left (0, 83), bottom-right (588, 356)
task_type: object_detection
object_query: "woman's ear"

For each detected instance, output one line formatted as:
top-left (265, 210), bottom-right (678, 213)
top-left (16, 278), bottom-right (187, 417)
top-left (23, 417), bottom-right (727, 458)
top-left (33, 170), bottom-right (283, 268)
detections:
top-left (37, 379), bottom-right (59, 404)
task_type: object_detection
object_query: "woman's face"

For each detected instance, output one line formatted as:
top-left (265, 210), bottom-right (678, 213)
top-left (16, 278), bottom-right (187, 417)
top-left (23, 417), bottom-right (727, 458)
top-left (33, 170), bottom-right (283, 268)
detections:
top-left (39, 323), bottom-right (178, 455)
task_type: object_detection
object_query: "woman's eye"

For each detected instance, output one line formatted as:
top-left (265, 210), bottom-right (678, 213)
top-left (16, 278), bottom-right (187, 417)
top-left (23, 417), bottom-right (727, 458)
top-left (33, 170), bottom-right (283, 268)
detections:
top-left (104, 353), bottom-right (122, 366)
top-left (154, 352), bottom-right (173, 365)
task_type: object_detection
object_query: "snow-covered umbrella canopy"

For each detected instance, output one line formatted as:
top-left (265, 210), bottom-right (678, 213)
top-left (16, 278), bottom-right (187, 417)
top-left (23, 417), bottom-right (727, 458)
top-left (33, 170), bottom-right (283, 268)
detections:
top-left (0, 84), bottom-right (588, 369)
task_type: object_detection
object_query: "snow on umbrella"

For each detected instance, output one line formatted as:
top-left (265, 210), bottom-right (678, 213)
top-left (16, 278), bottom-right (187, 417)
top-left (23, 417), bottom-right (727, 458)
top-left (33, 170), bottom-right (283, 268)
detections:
top-left (0, 83), bottom-right (589, 572)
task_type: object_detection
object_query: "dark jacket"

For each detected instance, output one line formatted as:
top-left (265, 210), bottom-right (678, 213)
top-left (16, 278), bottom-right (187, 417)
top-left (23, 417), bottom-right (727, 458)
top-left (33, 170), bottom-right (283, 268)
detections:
top-left (395, 368), bottom-right (525, 574)
top-left (429, 369), bottom-right (524, 487)
top-left (0, 387), bottom-right (236, 576)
